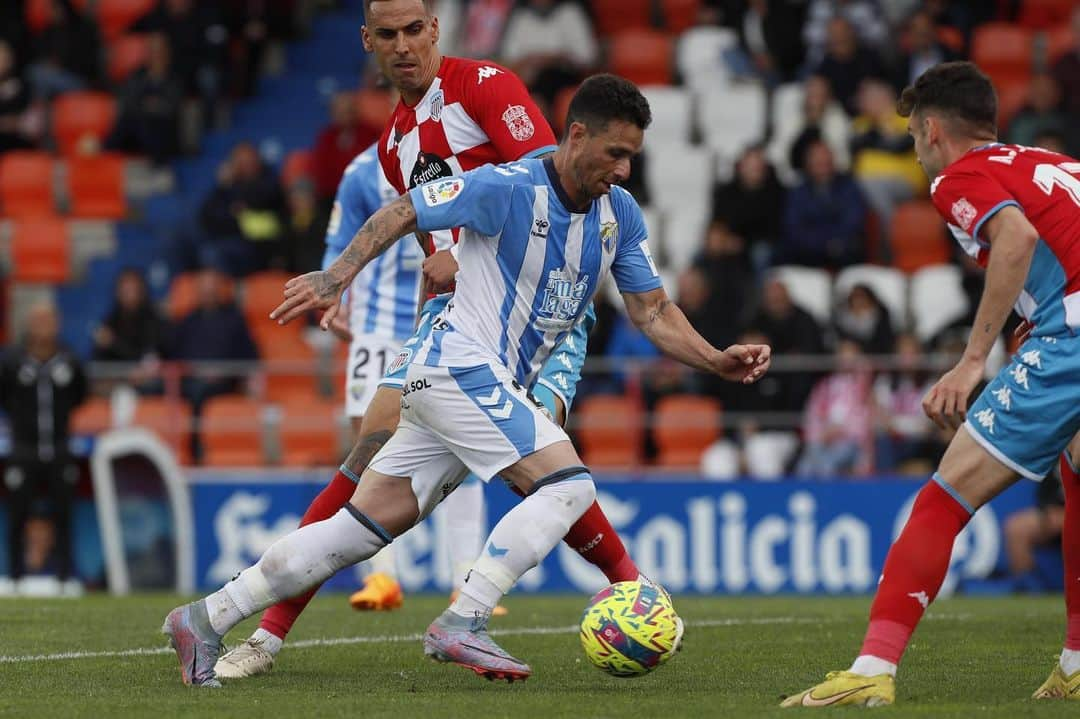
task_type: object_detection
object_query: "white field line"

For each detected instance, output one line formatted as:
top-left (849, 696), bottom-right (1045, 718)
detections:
top-left (0, 612), bottom-right (972, 666)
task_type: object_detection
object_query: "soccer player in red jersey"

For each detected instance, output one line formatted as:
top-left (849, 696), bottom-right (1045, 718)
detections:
top-left (783, 62), bottom-right (1080, 707)
top-left (214, 0), bottom-right (642, 679)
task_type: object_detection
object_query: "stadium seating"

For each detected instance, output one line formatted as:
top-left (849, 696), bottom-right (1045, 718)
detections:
top-left (996, 77), bottom-right (1032, 133)
top-left (1046, 25), bottom-right (1074, 65)
top-left (67, 154), bottom-right (127, 219)
top-left (910, 264), bottom-right (970, 342)
top-left (95, 0), bottom-right (155, 39)
top-left (277, 394), bottom-right (344, 466)
top-left (676, 27), bottom-right (737, 90)
top-left (106, 34), bottom-right (150, 85)
top-left (165, 272), bottom-right (237, 320)
top-left (26, 0), bottom-right (52, 33)
top-left (258, 326), bottom-right (318, 404)
top-left (661, 0), bottom-right (702, 34)
top-left (697, 84), bottom-right (768, 163)
top-left (12, 217), bottom-right (70, 283)
top-left (590, 0), bottom-right (652, 36)
top-left (644, 140), bottom-right (712, 270)
top-left (769, 265), bottom-right (832, 326)
top-left (640, 86), bottom-right (693, 143)
top-left (133, 396), bottom-right (193, 464)
top-left (653, 395), bottom-right (722, 468)
top-left (71, 396), bottom-right (113, 436)
top-left (200, 395), bottom-right (266, 467)
top-left (834, 265), bottom-right (908, 331)
top-left (890, 200), bottom-right (950, 274)
top-left (743, 431), bottom-right (800, 479)
top-left (0, 151), bottom-right (56, 218)
top-left (608, 31), bottom-right (675, 86)
top-left (52, 92), bottom-right (117, 156)
top-left (574, 394), bottom-right (644, 468)
top-left (1019, 0), bottom-right (1076, 29)
top-left (971, 23), bottom-right (1034, 87)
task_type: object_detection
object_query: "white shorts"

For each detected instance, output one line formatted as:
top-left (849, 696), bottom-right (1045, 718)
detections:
top-left (368, 361), bottom-right (569, 488)
top-left (345, 334), bottom-right (401, 418)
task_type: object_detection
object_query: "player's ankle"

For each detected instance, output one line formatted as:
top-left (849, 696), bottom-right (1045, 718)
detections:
top-left (850, 655), bottom-right (898, 677)
top-left (251, 628), bottom-right (284, 656)
top-left (1061, 648), bottom-right (1080, 675)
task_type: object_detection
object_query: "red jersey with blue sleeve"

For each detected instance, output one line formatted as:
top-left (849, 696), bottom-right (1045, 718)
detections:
top-left (377, 56), bottom-right (558, 256)
top-left (930, 143), bottom-right (1080, 335)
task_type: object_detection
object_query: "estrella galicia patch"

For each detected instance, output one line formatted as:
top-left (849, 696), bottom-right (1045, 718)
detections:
top-left (410, 151), bottom-right (453, 189)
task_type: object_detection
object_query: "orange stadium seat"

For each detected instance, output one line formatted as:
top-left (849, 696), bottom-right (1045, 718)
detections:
top-left (133, 396), bottom-right (193, 464)
top-left (971, 24), bottom-right (1034, 85)
top-left (661, 0), bottom-right (701, 34)
top-left (936, 26), bottom-right (965, 54)
top-left (242, 270), bottom-right (293, 321)
top-left (590, 0), bottom-right (653, 36)
top-left (891, 201), bottom-right (950, 274)
top-left (96, 0), bottom-right (155, 39)
top-left (996, 77), bottom-right (1031, 133)
top-left (71, 397), bottom-right (112, 436)
top-left (277, 394), bottom-right (343, 466)
top-left (165, 272), bottom-right (236, 320)
top-left (1019, 0), bottom-right (1076, 29)
top-left (575, 394), bottom-right (644, 468)
top-left (26, 0), bottom-right (52, 32)
top-left (608, 30), bottom-right (675, 87)
top-left (0, 151), bottom-right (56, 218)
top-left (67, 153), bottom-right (127, 218)
top-left (257, 325), bottom-right (317, 403)
top-left (652, 395), bottom-right (721, 468)
top-left (281, 150), bottom-right (312, 188)
top-left (12, 217), bottom-right (69, 283)
top-left (355, 89), bottom-right (395, 130)
top-left (200, 395), bottom-right (265, 467)
top-left (107, 34), bottom-right (150, 85)
top-left (52, 92), bottom-right (117, 156)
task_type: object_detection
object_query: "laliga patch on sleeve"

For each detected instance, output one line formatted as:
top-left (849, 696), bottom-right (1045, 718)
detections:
top-left (424, 178), bottom-right (465, 207)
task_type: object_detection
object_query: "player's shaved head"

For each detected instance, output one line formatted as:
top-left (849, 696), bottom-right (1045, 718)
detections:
top-left (898, 61), bottom-right (997, 139)
top-left (361, 0), bottom-right (441, 105)
top-left (364, 0), bottom-right (433, 16)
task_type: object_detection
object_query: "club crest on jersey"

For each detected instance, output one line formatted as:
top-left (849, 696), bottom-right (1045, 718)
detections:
top-left (424, 178), bottom-right (464, 206)
top-left (502, 104), bottom-right (535, 141)
top-left (951, 197), bottom-right (978, 231)
top-left (600, 221), bottom-right (618, 252)
top-left (540, 269), bottom-right (589, 325)
top-left (429, 90), bottom-right (444, 122)
top-left (386, 348), bottom-right (413, 376)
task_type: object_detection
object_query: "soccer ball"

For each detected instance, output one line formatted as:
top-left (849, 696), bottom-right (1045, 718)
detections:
top-left (579, 580), bottom-right (683, 677)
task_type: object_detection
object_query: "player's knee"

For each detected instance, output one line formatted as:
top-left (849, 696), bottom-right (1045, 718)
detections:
top-left (349, 475), bottom-right (420, 537)
top-left (533, 468), bottom-right (596, 513)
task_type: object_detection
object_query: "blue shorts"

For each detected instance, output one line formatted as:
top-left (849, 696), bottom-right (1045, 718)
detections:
top-left (965, 334), bottom-right (1080, 480)
top-left (380, 297), bottom-right (595, 419)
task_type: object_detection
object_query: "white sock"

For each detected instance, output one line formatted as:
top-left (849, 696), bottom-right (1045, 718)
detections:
top-left (450, 571), bottom-right (502, 620)
top-left (205, 507), bottom-right (389, 636)
top-left (850, 654), bottom-right (898, 677)
top-left (459, 473), bottom-right (595, 613)
top-left (251, 628), bottom-right (284, 655)
top-left (1061, 648), bottom-right (1080, 675)
top-left (441, 476), bottom-right (486, 589)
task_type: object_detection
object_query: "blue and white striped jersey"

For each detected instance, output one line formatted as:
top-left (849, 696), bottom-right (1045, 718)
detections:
top-left (323, 145), bottom-right (423, 341)
top-left (407, 157), bottom-right (663, 388)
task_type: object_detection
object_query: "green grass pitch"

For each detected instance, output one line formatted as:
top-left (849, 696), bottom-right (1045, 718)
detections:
top-left (0, 594), bottom-right (1076, 718)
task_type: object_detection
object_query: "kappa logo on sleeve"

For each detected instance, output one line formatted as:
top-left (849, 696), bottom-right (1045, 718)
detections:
top-left (423, 178), bottom-right (465, 207)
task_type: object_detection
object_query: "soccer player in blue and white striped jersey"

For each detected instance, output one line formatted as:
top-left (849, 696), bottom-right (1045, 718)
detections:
top-left (164, 75), bottom-right (771, 686)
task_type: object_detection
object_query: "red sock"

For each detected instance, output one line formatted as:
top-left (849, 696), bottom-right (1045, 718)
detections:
top-left (1061, 454), bottom-right (1080, 651)
top-left (859, 478), bottom-right (972, 665)
top-left (563, 501), bottom-right (639, 583)
top-left (259, 469), bottom-right (358, 640)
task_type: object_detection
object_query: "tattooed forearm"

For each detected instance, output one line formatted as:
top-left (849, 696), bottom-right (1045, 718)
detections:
top-left (645, 299), bottom-right (672, 327)
top-left (342, 429), bottom-right (394, 476)
top-left (333, 195), bottom-right (419, 282)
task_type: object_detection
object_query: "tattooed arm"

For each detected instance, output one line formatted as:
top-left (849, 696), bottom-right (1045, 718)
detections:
top-left (271, 195), bottom-right (418, 328)
top-left (922, 205), bottom-right (1037, 429)
top-left (622, 287), bottom-right (770, 384)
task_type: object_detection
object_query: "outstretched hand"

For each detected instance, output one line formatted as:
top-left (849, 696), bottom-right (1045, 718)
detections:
top-left (714, 344), bottom-right (772, 384)
top-left (269, 270), bottom-right (347, 330)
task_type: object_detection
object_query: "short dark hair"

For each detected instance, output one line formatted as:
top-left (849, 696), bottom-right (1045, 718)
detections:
top-left (565, 74), bottom-right (651, 138)
top-left (897, 61), bottom-right (997, 137)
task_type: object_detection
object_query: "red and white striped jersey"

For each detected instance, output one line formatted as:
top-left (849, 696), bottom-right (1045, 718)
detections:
top-left (378, 56), bottom-right (557, 253)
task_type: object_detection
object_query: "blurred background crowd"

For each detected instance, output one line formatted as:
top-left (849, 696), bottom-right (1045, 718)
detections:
top-left (0, 0), bottom-right (1076, 485)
